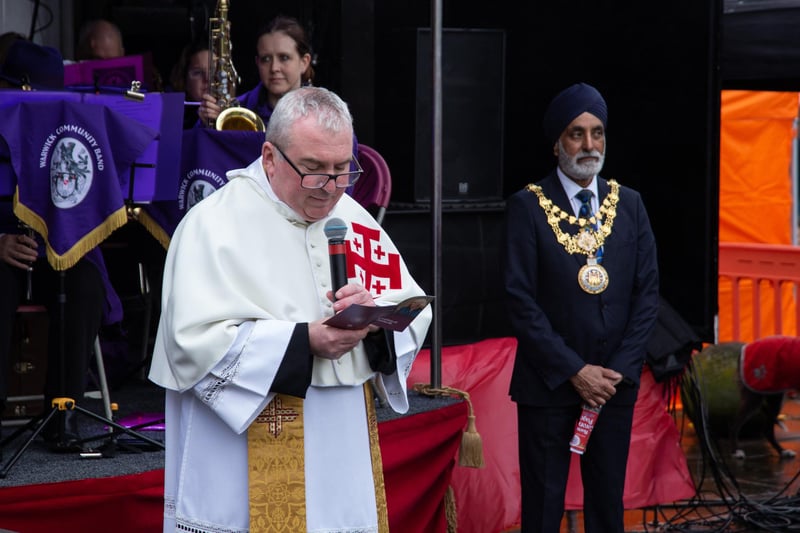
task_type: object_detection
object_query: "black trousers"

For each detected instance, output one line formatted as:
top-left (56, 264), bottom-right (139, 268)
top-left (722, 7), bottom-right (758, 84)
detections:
top-left (0, 257), bottom-right (105, 408)
top-left (517, 402), bottom-right (635, 533)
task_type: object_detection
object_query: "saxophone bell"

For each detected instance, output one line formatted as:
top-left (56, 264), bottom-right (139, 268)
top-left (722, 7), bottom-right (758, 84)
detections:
top-left (216, 106), bottom-right (265, 131)
top-left (208, 0), bottom-right (265, 132)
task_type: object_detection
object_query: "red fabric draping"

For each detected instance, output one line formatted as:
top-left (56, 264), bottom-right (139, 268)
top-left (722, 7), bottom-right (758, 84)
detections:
top-left (0, 469), bottom-right (164, 533)
top-left (565, 365), bottom-right (695, 509)
top-left (409, 337), bottom-right (521, 533)
top-left (379, 400), bottom-right (467, 533)
top-left (409, 337), bottom-right (696, 533)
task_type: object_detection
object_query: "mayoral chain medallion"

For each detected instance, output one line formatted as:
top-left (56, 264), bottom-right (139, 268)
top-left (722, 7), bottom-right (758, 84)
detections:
top-left (527, 180), bottom-right (620, 294)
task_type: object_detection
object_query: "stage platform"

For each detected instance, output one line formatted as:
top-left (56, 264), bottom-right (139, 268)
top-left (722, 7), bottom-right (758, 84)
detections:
top-left (0, 379), bottom-right (466, 533)
top-left (4, 337), bottom-right (800, 533)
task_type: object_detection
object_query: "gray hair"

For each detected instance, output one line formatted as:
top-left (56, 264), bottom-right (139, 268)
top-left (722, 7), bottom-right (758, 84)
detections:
top-left (265, 86), bottom-right (353, 149)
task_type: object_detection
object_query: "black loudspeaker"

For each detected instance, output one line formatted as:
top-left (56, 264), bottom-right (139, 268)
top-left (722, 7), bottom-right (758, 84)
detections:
top-left (382, 206), bottom-right (513, 346)
top-left (412, 28), bottom-right (506, 203)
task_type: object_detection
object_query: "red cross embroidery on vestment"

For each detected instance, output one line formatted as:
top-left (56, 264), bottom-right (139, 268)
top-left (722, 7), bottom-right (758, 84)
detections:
top-left (345, 222), bottom-right (402, 296)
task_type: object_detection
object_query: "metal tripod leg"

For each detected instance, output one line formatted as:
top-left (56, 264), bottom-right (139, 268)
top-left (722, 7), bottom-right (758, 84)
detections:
top-left (0, 404), bottom-right (61, 478)
top-left (69, 401), bottom-right (165, 455)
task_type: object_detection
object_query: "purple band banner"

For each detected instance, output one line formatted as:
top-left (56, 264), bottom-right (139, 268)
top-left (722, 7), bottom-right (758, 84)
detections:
top-left (0, 98), bottom-right (157, 269)
top-left (139, 128), bottom-right (264, 245)
top-left (83, 92), bottom-right (184, 202)
top-left (0, 90), bottom-right (183, 202)
top-left (177, 128), bottom-right (264, 212)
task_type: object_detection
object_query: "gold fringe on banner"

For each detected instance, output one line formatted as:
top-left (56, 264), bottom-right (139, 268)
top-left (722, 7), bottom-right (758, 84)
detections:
top-left (13, 189), bottom-right (128, 271)
top-left (412, 383), bottom-right (485, 468)
top-left (129, 206), bottom-right (171, 250)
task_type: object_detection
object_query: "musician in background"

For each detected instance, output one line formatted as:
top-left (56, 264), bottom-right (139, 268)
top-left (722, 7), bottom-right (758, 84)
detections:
top-left (198, 14), bottom-right (360, 195)
top-left (72, 18), bottom-right (163, 92)
top-left (168, 40), bottom-right (210, 129)
top-left (0, 31), bottom-right (26, 64)
top-left (75, 19), bottom-right (125, 61)
top-left (0, 39), bottom-right (112, 452)
top-left (198, 14), bottom-right (314, 129)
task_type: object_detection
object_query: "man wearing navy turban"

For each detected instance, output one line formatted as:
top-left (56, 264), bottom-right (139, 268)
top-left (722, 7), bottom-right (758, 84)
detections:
top-left (503, 83), bottom-right (660, 532)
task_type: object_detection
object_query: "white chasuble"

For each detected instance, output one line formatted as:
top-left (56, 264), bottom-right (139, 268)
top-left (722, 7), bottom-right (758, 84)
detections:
top-left (149, 157), bottom-right (431, 532)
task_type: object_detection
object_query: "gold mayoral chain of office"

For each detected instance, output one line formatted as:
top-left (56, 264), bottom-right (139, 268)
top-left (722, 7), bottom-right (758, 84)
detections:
top-left (526, 180), bottom-right (620, 294)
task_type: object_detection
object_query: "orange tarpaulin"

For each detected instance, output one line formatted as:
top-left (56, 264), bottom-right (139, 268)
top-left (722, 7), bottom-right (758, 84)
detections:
top-left (718, 90), bottom-right (799, 341)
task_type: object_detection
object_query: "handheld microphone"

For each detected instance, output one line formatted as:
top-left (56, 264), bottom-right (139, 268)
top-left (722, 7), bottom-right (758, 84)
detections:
top-left (323, 218), bottom-right (348, 301)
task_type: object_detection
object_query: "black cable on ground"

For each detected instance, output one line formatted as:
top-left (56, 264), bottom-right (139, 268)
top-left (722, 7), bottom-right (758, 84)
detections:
top-left (629, 358), bottom-right (800, 532)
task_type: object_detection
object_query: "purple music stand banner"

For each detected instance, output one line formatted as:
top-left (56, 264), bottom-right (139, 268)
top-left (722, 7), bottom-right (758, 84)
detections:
top-left (178, 128), bottom-right (264, 211)
top-left (0, 99), bottom-right (156, 270)
top-left (138, 128), bottom-right (264, 246)
top-left (82, 92), bottom-right (184, 202)
top-left (0, 91), bottom-right (182, 202)
top-left (0, 91), bottom-right (82, 196)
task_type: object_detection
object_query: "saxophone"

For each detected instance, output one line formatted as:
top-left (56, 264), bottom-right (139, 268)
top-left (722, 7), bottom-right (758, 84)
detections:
top-left (208, 0), bottom-right (265, 131)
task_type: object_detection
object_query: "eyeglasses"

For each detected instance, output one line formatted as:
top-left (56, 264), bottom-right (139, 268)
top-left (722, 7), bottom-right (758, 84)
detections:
top-left (274, 145), bottom-right (363, 189)
top-left (188, 68), bottom-right (208, 81)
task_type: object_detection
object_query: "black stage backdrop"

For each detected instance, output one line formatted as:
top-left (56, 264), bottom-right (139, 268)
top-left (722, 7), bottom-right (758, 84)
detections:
top-left (721, 0), bottom-right (800, 91)
top-left (69, 0), bottom-right (721, 345)
top-left (375, 0), bottom-right (720, 344)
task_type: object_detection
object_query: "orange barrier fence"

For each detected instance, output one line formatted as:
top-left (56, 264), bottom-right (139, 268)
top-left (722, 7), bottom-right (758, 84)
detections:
top-left (718, 242), bottom-right (800, 341)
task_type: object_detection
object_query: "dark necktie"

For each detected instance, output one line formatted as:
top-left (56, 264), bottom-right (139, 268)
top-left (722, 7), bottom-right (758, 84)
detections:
top-left (576, 189), bottom-right (593, 219)
top-left (576, 189), bottom-right (604, 262)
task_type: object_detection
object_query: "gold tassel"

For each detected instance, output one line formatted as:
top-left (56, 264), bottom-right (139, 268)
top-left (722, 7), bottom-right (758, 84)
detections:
top-left (413, 383), bottom-right (485, 468)
top-left (459, 409), bottom-right (485, 468)
top-left (445, 485), bottom-right (458, 533)
top-left (14, 189), bottom-right (129, 271)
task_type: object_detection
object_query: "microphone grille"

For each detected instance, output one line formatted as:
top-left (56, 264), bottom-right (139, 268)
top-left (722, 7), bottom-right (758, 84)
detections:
top-left (324, 217), bottom-right (348, 241)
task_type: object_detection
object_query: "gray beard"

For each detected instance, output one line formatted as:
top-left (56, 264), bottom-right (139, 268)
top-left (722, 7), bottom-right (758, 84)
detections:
top-left (558, 144), bottom-right (605, 182)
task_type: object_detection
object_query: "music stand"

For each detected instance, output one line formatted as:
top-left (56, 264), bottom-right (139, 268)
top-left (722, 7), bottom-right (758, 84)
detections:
top-left (0, 164), bottom-right (164, 480)
top-left (0, 89), bottom-right (181, 476)
top-left (0, 272), bottom-right (165, 477)
top-left (99, 161), bottom-right (158, 389)
top-left (59, 160), bottom-right (160, 456)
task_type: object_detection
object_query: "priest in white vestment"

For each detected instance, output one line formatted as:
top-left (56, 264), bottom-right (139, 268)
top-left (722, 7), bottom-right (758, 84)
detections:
top-left (149, 87), bottom-right (431, 533)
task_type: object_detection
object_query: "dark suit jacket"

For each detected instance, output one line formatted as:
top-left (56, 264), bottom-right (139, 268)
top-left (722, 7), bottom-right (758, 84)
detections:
top-left (504, 172), bottom-right (659, 407)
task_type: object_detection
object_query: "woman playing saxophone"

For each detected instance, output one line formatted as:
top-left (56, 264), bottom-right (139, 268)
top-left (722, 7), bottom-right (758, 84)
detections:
top-left (198, 14), bottom-right (314, 130)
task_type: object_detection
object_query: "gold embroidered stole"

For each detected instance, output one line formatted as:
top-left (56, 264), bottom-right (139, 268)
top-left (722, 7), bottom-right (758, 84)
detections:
top-left (365, 383), bottom-right (390, 533)
top-left (248, 394), bottom-right (306, 532)
top-left (247, 384), bottom-right (389, 533)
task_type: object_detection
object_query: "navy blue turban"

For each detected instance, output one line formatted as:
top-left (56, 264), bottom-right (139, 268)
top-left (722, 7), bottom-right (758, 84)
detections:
top-left (542, 82), bottom-right (607, 144)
